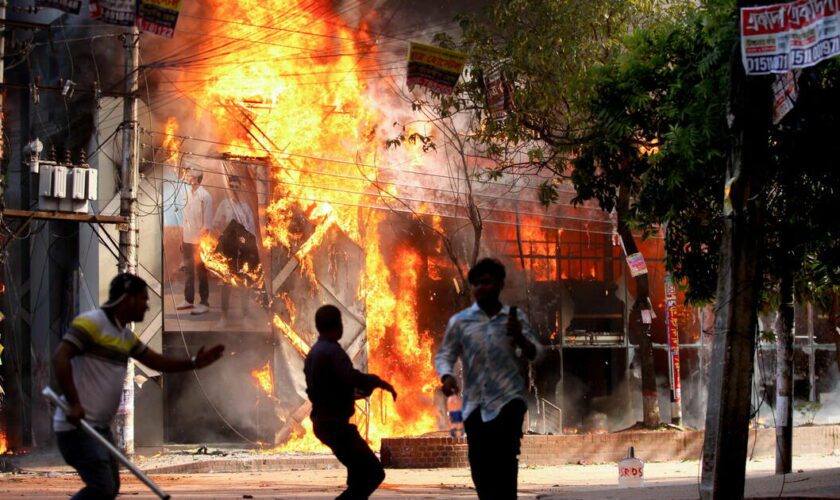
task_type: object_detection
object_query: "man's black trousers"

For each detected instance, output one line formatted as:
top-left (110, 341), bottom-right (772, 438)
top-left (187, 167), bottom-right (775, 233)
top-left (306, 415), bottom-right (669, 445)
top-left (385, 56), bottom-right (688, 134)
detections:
top-left (464, 399), bottom-right (527, 500)
top-left (313, 419), bottom-right (385, 500)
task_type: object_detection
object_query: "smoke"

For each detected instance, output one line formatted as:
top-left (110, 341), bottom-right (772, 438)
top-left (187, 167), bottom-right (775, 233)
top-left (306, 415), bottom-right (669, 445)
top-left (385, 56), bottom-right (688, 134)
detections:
top-left (39, 0), bottom-right (634, 445)
top-left (812, 363), bottom-right (840, 425)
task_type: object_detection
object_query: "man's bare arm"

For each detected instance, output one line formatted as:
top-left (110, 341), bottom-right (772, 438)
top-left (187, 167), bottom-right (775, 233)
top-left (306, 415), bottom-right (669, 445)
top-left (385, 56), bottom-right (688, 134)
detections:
top-left (53, 342), bottom-right (84, 426)
top-left (134, 344), bottom-right (225, 373)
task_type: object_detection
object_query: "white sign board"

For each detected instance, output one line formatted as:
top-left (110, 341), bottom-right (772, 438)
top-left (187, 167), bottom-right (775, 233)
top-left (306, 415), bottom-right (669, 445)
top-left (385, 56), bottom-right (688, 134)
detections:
top-left (772, 70), bottom-right (801, 124)
top-left (741, 0), bottom-right (840, 75)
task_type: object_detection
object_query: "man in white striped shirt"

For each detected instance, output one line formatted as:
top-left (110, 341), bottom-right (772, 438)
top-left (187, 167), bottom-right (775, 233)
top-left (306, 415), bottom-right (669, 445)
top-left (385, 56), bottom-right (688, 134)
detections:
top-left (53, 273), bottom-right (224, 499)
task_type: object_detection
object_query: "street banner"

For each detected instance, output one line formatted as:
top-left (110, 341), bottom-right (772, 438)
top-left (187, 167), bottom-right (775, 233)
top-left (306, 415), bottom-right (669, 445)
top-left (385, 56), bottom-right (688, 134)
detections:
top-left (741, 0), bottom-right (840, 75)
top-left (35, 0), bottom-right (82, 14)
top-left (137, 0), bottom-right (182, 38)
top-left (406, 42), bottom-right (467, 95)
top-left (90, 0), bottom-right (136, 26)
top-left (484, 67), bottom-right (510, 120)
top-left (665, 274), bottom-right (681, 404)
top-left (772, 70), bottom-right (801, 124)
top-left (626, 252), bottom-right (648, 277)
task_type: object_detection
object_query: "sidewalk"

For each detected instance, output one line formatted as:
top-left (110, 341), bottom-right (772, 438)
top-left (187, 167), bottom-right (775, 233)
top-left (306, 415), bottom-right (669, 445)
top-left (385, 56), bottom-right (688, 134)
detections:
top-left (1, 453), bottom-right (839, 498)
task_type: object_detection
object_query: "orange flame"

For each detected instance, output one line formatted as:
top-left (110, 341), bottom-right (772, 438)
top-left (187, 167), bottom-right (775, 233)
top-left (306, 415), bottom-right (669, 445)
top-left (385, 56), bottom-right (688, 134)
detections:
top-left (365, 243), bottom-right (439, 447)
top-left (175, 0), bottom-right (441, 451)
top-left (161, 116), bottom-right (180, 166)
top-left (272, 314), bottom-right (311, 359)
top-left (427, 255), bottom-right (446, 281)
top-left (277, 292), bottom-right (297, 325)
top-left (294, 208), bottom-right (338, 284)
top-left (271, 417), bottom-right (330, 454)
top-left (251, 362), bottom-right (274, 397)
top-left (504, 217), bottom-right (556, 281)
top-left (199, 234), bottom-right (264, 288)
top-left (0, 430), bottom-right (8, 455)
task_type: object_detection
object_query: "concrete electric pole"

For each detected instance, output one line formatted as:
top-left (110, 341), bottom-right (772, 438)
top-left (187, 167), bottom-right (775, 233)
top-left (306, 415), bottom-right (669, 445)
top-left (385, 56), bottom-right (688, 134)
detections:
top-left (699, 2), bottom-right (773, 497)
top-left (0, 1), bottom-right (6, 205)
top-left (116, 26), bottom-right (140, 456)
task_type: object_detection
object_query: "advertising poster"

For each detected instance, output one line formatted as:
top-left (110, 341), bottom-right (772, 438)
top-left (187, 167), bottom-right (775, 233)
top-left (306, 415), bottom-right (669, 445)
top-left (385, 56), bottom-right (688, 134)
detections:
top-left (137, 0), bottom-right (182, 38)
top-left (406, 42), bottom-right (468, 95)
top-left (741, 0), bottom-right (840, 74)
top-left (665, 273), bottom-right (681, 404)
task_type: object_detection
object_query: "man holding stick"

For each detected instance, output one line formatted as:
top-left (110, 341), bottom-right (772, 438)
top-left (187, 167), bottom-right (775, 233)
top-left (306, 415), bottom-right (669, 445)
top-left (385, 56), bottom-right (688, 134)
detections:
top-left (52, 273), bottom-right (224, 500)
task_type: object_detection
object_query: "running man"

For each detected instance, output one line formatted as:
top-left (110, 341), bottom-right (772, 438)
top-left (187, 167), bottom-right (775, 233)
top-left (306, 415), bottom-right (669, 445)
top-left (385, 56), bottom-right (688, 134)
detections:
top-left (53, 273), bottom-right (225, 499)
top-left (304, 305), bottom-right (397, 499)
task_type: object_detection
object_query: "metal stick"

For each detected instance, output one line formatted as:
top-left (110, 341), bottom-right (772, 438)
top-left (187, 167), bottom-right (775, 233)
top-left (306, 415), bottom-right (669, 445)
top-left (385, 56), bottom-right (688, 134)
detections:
top-left (41, 387), bottom-right (171, 500)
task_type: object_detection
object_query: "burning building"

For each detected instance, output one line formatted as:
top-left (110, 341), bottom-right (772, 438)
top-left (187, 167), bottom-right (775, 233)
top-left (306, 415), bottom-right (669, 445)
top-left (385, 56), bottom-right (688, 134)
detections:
top-left (1, 0), bottom-right (837, 460)
top-left (149, 0), bottom-right (700, 446)
top-left (0, 0), bottom-right (709, 452)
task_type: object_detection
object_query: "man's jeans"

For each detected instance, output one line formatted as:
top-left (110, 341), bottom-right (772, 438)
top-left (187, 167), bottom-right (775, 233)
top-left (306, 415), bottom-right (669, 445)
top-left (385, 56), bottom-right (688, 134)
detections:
top-left (56, 427), bottom-right (120, 500)
top-left (313, 419), bottom-right (385, 499)
top-left (182, 242), bottom-right (209, 305)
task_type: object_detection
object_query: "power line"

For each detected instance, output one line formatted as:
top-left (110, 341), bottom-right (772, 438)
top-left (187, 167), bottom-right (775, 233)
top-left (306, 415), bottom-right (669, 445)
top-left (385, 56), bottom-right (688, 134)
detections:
top-left (143, 3), bottom-right (388, 70)
top-left (147, 53), bottom-right (401, 69)
top-left (142, 129), bottom-right (577, 196)
top-left (145, 70), bottom-right (408, 94)
top-left (149, 63), bottom-right (406, 80)
top-left (176, 10), bottom-right (458, 46)
top-left (142, 160), bottom-right (609, 230)
top-left (145, 171), bottom-right (615, 236)
top-left (140, 12), bottom-right (458, 71)
top-left (142, 144), bottom-right (600, 214)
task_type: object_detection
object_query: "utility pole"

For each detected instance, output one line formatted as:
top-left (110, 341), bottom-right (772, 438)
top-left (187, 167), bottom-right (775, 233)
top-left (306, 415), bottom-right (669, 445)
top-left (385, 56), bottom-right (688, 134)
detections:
top-left (775, 266), bottom-right (794, 474)
top-left (115, 26), bottom-right (140, 456)
top-left (699, 1), bottom-right (772, 497)
top-left (0, 1), bottom-right (6, 206)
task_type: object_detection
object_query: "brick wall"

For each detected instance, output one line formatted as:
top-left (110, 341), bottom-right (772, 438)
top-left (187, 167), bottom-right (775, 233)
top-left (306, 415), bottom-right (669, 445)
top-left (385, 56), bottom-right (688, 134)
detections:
top-left (380, 425), bottom-right (840, 468)
top-left (380, 437), bottom-right (470, 468)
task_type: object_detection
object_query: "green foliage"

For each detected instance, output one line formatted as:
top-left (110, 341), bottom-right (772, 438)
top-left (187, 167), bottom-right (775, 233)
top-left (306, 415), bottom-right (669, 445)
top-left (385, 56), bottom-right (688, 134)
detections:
top-left (794, 401), bottom-right (822, 426)
top-left (573, 5), bottom-right (734, 302)
top-left (537, 180), bottom-right (560, 206)
top-left (438, 0), bottom-right (669, 175)
top-left (573, 0), bottom-right (839, 304)
top-left (385, 126), bottom-right (436, 153)
top-left (430, 0), bottom-right (838, 305)
top-left (759, 330), bottom-right (776, 343)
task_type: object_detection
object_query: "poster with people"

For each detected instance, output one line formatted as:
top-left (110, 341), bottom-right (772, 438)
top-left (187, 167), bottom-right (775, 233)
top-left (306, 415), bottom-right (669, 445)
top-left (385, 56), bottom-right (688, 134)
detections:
top-left (162, 158), bottom-right (270, 333)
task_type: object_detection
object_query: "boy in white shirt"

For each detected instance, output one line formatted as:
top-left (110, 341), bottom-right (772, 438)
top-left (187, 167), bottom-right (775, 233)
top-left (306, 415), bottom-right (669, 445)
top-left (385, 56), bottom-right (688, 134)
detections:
top-left (178, 169), bottom-right (213, 315)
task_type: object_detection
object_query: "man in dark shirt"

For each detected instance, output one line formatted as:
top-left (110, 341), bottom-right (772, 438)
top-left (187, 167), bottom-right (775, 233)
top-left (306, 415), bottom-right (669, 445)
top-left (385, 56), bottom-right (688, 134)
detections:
top-left (304, 305), bottom-right (397, 500)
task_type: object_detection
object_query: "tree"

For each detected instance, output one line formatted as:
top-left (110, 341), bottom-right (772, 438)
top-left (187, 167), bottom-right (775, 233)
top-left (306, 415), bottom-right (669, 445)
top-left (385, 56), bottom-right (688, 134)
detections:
top-left (445, 0), bottom-right (839, 491)
top-left (566, 3), bottom-right (731, 428)
top-left (380, 98), bottom-right (492, 298)
top-left (570, 1), bottom-right (840, 489)
top-left (573, 1), bottom-right (839, 493)
top-left (437, 0), bottom-right (677, 429)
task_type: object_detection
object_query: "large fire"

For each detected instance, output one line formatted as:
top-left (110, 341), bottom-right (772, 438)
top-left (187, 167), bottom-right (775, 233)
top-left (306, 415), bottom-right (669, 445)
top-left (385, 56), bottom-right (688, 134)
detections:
top-left (0, 431), bottom-right (7, 455)
top-left (178, 0), bottom-right (439, 450)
